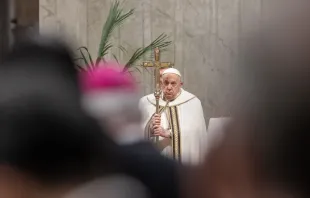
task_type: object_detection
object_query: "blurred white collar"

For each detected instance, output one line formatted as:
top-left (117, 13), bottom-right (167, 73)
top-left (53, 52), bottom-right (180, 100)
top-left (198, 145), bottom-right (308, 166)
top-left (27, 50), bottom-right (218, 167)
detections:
top-left (115, 124), bottom-right (144, 145)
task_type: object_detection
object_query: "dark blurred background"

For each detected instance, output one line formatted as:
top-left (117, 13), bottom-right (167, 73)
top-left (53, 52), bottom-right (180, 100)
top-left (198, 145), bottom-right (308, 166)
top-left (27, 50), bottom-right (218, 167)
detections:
top-left (0, 0), bottom-right (39, 63)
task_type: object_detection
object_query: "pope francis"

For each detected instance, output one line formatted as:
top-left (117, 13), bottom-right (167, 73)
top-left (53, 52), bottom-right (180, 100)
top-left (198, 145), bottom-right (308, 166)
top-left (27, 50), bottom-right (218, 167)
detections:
top-left (139, 68), bottom-right (207, 165)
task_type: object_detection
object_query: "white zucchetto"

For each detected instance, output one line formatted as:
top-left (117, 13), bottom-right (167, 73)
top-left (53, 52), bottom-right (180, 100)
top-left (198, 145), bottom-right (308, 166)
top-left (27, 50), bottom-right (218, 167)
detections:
top-left (162, 68), bottom-right (181, 77)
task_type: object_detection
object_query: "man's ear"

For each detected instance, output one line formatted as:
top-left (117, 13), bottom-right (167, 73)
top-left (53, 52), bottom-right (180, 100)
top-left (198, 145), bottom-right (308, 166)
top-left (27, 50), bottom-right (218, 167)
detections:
top-left (180, 82), bottom-right (184, 86)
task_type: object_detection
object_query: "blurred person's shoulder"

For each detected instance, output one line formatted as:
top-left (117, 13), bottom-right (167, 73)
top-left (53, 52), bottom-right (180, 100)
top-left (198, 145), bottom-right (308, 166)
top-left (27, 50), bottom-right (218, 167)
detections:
top-left (64, 175), bottom-right (151, 198)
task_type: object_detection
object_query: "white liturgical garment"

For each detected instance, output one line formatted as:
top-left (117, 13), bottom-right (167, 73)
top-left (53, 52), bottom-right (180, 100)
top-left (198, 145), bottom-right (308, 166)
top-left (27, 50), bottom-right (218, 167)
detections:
top-left (139, 89), bottom-right (207, 165)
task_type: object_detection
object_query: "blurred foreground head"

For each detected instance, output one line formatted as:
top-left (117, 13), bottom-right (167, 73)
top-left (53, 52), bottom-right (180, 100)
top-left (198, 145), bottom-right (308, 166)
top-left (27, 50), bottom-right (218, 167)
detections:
top-left (194, 7), bottom-right (310, 198)
top-left (0, 37), bottom-right (117, 198)
top-left (80, 63), bottom-right (142, 145)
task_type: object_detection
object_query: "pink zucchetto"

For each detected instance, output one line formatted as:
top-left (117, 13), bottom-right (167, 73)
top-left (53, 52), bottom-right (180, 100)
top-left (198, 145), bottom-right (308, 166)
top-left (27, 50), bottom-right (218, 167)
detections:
top-left (80, 62), bottom-right (142, 144)
top-left (80, 62), bottom-right (137, 93)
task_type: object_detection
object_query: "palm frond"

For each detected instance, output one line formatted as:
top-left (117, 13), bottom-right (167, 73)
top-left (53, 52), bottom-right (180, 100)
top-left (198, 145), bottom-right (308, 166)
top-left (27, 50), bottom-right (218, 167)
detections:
top-left (73, 57), bottom-right (84, 61)
top-left (78, 46), bottom-right (94, 67)
top-left (130, 66), bottom-right (142, 74)
top-left (76, 64), bottom-right (87, 71)
top-left (143, 67), bottom-right (153, 75)
top-left (97, 1), bottom-right (134, 60)
top-left (75, 46), bottom-right (94, 69)
top-left (95, 57), bottom-right (102, 66)
top-left (123, 33), bottom-right (172, 71)
top-left (133, 64), bottom-right (153, 75)
top-left (127, 71), bottom-right (134, 78)
top-left (118, 45), bottom-right (128, 54)
top-left (112, 53), bottom-right (119, 63)
top-left (79, 48), bottom-right (90, 68)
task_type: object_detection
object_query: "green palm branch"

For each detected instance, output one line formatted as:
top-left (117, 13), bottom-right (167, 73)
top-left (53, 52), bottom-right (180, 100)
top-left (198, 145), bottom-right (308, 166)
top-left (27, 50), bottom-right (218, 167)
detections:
top-left (96, 0), bottom-right (134, 65)
top-left (80, 46), bottom-right (94, 68)
top-left (74, 1), bottom-right (172, 73)
top-left (123, 33), bottom-right (172, 71)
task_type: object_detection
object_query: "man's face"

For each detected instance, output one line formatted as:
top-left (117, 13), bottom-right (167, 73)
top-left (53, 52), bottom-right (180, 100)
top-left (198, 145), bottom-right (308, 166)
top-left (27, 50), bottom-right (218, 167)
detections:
top-left (162, 73), bottom-right (182, 101)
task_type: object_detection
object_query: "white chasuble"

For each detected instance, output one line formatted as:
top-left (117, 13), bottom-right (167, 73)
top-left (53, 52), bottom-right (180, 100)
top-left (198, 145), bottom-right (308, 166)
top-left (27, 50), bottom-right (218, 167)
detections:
top-left (139, 89), bottom-right (207, 165)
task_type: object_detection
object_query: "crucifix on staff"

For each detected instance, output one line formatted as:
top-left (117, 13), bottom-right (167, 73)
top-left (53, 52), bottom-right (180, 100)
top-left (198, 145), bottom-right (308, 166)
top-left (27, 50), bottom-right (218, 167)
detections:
top-left (143, 47), bottom-right (173, 142)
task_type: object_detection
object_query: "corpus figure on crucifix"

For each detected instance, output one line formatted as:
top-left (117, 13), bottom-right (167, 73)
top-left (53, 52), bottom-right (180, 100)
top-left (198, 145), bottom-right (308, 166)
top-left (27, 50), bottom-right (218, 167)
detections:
top-left (139, 48), bottom-right (208, 166)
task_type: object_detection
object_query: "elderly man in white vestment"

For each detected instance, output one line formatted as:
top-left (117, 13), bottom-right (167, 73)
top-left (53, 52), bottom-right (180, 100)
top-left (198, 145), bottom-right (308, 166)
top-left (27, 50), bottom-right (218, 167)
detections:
top-left (139, 68), bottom-right (207, 165)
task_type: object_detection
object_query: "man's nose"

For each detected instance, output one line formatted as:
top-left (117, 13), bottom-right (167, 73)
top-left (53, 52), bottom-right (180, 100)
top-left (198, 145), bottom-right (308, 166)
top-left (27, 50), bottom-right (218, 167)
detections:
top-left (167, 84), bottom-right (172, 89)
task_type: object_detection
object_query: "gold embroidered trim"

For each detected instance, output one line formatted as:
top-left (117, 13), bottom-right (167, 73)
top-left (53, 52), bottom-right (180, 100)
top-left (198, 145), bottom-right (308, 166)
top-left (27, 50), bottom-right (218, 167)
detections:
top-left (166, 107), bottom-right (172, 131)
top-left (169, 106), bottom-right (181, 163)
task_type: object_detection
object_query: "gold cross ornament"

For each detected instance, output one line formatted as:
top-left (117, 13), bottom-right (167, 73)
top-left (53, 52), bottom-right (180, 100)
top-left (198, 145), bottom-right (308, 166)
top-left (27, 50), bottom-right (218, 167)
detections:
top-left (143, 47), bottom-right (173, 109)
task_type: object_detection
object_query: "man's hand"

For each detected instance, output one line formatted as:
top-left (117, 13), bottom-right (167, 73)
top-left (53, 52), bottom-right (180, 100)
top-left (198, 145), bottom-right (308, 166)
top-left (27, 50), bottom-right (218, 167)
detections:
top-left (152, 125), bottom-right (170, 138)
top-left (152, 114), bottom-right (161, 127)
top-left (151, 114), bottom-right (170, 138)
